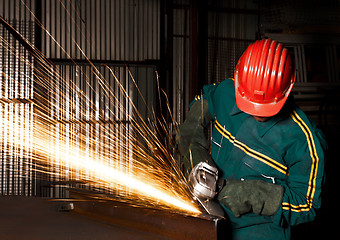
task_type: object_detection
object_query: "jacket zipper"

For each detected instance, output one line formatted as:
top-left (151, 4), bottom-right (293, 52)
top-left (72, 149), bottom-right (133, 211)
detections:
top-left (243, 162), bottom-right (276, 184)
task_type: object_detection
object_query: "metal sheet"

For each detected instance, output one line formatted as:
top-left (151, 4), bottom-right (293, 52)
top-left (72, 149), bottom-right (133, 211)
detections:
top-left (0, 10), bottom-right (35, 196)
top-left (70, 190), bottom-right (231, 240)
top-left (41, 0), bottom-right (160, 61)
top-left (0, 196), bottom-right (175, 240)
top-left (0, 194), bottom-right (231, 239)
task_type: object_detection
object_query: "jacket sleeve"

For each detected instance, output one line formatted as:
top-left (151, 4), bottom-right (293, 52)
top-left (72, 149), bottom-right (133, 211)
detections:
top-left (273, 111), bottom-right (327, 226)
top-left (175, 98), bottom-right (213, 176)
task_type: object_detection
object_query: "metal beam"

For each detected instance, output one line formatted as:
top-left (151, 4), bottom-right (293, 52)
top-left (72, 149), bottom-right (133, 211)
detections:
top-left (70, 190), bottom-right (231, 240)
top-left (48, 58), bottom-right (161, 67)
top-left (0, 16), bottom-right (36, 55)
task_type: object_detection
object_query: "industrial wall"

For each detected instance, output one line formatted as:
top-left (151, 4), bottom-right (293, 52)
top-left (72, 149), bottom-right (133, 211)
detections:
top-left (0, 0), bottom-right (160, 197)
top-left (41, 0), bottom-right (160, 60)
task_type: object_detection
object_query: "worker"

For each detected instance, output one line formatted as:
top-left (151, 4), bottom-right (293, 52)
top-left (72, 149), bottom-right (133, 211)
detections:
top-left (176, 39), bottom-right (327, 240)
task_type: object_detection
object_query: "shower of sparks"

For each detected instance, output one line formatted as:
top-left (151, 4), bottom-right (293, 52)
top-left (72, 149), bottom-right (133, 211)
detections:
top-left (0, 2), bottom-right (200, 215)
top-left (0, 116), bottom-right (199, 214)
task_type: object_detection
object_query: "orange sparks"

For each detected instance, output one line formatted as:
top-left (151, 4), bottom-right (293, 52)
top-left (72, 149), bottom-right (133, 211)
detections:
top-left (0, 3), bottom-right (201, 215)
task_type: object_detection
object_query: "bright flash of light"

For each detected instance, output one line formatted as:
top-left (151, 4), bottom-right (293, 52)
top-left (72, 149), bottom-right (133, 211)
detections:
top-left (0, 3), bottom-right (201, 216)
top-left (0, 110), bottom-right (200, 214)
top-left (51, 147), bottom-right (199, 214)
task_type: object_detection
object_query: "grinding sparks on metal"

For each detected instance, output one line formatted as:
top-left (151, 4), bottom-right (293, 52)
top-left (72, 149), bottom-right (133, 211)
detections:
top-left (0, 2), bottom-right (201, 215)
top-left (29, 123), bottom-right (200, 214)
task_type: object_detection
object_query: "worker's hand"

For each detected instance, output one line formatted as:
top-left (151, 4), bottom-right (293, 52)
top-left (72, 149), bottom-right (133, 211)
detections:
top-left (217, 179), bottom-right (284, 217)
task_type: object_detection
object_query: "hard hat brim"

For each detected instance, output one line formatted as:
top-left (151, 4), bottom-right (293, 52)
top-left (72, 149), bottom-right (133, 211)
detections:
top-left (235, 90), bottom-right (288, 117)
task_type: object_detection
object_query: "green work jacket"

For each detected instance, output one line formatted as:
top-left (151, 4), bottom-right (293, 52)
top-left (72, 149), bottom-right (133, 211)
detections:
top-left (199, 79), bottom-right (327, 240)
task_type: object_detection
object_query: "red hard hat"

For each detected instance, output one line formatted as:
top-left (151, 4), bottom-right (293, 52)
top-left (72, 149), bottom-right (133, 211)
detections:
top-left (234, 39), bottom-right (296, 117)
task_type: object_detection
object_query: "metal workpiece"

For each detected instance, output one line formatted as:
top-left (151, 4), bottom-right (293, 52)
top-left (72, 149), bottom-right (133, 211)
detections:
top-left (0, 196), bottom-right (162, 240)
top-left (0, 194), bottom-right (231, 240)
top-left (195, 196), bottom-right (225, 219)
top-left (70, 190), bottom-right (231, 240)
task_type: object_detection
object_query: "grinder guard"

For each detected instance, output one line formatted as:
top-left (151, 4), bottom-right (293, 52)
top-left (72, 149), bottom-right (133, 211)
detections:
top-left (188, 162), bottom-right (225, 218)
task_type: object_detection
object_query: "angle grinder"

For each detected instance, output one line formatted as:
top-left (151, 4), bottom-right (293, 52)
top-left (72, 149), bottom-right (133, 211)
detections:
top-left (188, 161), bottom-right (225, 218)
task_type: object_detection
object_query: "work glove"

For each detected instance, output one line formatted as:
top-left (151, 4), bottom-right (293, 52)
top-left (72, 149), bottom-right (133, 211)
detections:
top-left (217, 179), bottom-right (284, 217)
top-left (176, 99), bottom-right (213, 176)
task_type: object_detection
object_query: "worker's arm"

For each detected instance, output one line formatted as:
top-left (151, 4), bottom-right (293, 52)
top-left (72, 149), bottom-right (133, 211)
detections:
top-left (175, 98), bottom-right (213, 176)
top-left (273, 112), bottom-right (327, 226)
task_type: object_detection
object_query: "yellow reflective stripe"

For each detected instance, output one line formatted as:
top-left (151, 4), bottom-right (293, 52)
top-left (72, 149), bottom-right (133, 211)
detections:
top-left (282, 202), bottom-right (310, 212)
top-left (282, 110), bottom-right (320, 212)
top-left (214, 119), bottom-right (288, 175)
top-left (195, 95), bottom-right (201, 101)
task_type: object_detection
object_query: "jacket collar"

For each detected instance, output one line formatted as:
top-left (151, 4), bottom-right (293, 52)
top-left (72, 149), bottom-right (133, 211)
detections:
top-left (256, 96), bottom-right (296, 137)
top-left (230, 103), bottom-right (285, 137)
top-left (255, 115), bottom-right (284, 138)
top-left (230, 104), bottom-right (243, 116)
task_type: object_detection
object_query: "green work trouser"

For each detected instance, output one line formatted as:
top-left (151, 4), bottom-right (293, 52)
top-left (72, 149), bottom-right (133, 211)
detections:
top-left (232, 223), bottom-right (290, 240)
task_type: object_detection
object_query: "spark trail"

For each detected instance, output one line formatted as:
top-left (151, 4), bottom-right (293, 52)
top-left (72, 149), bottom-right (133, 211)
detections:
top-left (0, 1), bottom-right (200, 215)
